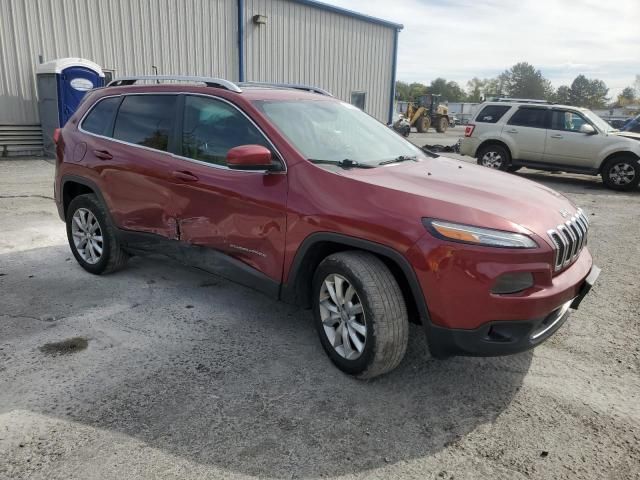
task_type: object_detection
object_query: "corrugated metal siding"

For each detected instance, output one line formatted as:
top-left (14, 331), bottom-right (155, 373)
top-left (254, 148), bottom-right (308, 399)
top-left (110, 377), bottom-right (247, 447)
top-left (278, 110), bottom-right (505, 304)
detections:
top-left (0, 0), bottom-right (238, 125)
top-left (243, 0), bottom-right (395, 122)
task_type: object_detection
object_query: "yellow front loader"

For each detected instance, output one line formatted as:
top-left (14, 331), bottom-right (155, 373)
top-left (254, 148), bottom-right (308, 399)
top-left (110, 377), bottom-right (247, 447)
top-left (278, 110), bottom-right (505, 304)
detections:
top-left (405, 94), bottom-right (450, 134)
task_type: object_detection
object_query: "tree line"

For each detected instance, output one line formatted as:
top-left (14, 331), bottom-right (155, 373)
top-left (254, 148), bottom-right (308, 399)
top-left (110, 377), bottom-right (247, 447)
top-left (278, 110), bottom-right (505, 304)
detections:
top-left (396, 62), bottom-right (640, 110)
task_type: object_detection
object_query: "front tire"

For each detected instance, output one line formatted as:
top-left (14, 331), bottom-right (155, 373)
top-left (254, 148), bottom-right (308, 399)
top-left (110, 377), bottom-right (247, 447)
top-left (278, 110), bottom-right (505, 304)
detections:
top-left (477, 144), bottom-right (511, 171)
top-left (66, 194), bottom-right (128, 274)
top-left (312, 251), bottom-right (409, 379)
top-left (601, 155), bottom-right (640, 191)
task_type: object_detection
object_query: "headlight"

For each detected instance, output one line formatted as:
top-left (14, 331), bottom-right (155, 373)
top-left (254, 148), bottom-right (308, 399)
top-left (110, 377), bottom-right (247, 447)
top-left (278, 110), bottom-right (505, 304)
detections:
top-left (423, 219), bottom-right (538, 249)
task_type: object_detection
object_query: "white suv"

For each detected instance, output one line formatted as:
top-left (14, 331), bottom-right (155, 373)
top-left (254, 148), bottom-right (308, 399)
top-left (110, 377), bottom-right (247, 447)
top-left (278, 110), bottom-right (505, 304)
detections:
top-left (460, 99), bottom-right (640, 191)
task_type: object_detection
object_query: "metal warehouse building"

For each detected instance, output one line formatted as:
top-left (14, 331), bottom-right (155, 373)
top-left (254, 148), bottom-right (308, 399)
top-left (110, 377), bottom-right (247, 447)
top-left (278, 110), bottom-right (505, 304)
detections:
top-left (0, 0), bottom-right (402, 155)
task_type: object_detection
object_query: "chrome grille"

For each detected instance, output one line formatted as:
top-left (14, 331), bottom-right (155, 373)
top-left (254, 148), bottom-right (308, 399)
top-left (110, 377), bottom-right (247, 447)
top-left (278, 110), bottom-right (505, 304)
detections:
top-left (547, 209), bottom-right (589, 272)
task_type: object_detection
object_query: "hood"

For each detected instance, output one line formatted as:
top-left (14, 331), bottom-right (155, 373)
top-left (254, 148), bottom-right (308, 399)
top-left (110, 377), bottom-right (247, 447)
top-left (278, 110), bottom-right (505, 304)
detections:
top-left (339, 156), bottom-right (579, 243)
top-left (613, 131), bottom-right (640, 141)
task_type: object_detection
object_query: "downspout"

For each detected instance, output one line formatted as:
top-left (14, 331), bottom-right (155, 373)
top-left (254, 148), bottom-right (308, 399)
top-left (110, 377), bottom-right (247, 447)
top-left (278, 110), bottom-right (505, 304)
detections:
top-left (388, 27), bottom-right (400, 124)
top-left (237, 0), bottom-right (245, 82)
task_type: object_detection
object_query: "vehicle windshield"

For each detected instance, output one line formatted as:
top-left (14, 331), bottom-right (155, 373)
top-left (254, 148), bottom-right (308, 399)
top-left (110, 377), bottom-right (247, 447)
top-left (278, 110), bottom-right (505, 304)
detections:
top-left (581, 109), bottom-right (617, 133)
top-left (253, 99), bottom-right (423, 164)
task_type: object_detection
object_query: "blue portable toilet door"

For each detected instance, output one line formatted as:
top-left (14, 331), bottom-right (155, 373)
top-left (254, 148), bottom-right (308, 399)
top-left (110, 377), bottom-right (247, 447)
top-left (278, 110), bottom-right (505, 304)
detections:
top-left (58, 66), bottom-right (103, 125)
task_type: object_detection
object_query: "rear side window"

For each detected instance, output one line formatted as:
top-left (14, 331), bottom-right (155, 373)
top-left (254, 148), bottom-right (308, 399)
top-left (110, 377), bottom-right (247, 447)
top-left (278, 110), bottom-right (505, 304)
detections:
top-left (81, 97), bottom-right (121, 136)
top-left (475, 105), bottom-right (511, 123)
top-left (113, 95), bottom-right (177, 151)
top-left (507, 107), bottom-right (548, 128)
top-left (181, 95), bottom-right (270, 166)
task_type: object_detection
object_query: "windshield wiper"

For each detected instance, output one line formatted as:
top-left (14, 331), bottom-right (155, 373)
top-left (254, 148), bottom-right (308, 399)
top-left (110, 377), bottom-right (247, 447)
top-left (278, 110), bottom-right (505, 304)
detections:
top-left (309, 159), bottom-right (375, 169)
top-left (378, 155), bottom-right (418, 165)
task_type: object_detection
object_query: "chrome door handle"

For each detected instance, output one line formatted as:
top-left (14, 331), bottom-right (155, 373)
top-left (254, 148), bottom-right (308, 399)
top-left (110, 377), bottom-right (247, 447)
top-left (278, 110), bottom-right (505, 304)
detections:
top-left (93, 149), bottom-right (113, 160)
top-left (506, 129), bottom-right (518, 133)
top-left (550, 134), bottom-right (563, 139)
top-left (171, 170), bottom-right (199, 182)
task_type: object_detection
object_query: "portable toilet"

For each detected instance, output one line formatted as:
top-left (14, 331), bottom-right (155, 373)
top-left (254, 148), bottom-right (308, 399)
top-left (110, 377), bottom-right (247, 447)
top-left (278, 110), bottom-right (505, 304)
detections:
top-left (36, 58), bottom-right (105, 156)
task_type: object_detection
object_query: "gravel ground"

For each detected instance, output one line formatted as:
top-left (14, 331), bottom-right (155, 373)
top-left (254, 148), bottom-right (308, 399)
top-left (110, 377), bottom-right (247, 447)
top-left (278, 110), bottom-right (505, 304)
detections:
top-left (0, 155), bottom-right (639, 480)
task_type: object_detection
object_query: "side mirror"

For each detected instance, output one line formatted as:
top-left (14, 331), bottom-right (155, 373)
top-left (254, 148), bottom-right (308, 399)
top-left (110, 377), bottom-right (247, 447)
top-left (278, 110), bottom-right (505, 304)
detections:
top-left (226, 145), bottom-right (273, 170)
top-left (579, 124), bottom-right (596, 135)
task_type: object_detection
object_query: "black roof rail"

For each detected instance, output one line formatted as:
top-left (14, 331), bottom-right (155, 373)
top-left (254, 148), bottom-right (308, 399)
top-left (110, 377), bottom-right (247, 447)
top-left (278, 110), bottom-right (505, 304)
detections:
top-left (106, 75), bottom-right (242, 93)
top-left (239, 81), bottom-right (333, 96)
top-left (494, 98), bottom-right (551, 105)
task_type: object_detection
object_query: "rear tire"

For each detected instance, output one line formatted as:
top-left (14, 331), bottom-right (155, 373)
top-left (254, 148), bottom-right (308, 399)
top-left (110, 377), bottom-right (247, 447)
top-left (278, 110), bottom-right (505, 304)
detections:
top-left (477, 144), bottom-right (511, 171)
top-left (312, 251), bottom-right (409, 379)
top-left (436, 117), bottom-right (448, 133)
top-left (601, 155), bottom-right (640, 191)
top-left (66, 194), bottom-right (128, 275)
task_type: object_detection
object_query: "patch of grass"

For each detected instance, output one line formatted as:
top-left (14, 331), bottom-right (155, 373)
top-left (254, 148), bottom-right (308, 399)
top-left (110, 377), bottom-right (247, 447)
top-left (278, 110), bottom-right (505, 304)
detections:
top-left (39, 337), bottom-right (88, 355)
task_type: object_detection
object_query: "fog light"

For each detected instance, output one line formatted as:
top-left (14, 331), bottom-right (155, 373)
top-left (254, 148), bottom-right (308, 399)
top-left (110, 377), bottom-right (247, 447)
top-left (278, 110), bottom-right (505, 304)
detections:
top-left (491, 272), bottom-right (534, 294)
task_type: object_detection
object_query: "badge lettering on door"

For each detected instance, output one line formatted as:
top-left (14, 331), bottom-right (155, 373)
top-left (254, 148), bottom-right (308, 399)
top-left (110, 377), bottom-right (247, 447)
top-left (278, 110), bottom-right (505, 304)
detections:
top-left (230, 244), bottom-right (266, 257)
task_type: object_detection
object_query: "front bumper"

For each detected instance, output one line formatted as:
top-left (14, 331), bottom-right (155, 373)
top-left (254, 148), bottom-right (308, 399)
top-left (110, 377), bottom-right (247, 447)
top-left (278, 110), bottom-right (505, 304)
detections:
top-left (427, 265), bottom-right (600, 357)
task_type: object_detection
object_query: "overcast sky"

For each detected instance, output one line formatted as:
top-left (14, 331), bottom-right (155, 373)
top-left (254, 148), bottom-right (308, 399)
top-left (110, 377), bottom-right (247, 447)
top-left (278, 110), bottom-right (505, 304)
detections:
top-left (330, 0), bottom-right (639, 98)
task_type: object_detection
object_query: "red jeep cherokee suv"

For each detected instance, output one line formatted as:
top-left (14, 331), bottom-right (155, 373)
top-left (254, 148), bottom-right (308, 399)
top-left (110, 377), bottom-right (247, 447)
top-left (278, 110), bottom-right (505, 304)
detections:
top-left (54, 76), bottom-right (599, 378)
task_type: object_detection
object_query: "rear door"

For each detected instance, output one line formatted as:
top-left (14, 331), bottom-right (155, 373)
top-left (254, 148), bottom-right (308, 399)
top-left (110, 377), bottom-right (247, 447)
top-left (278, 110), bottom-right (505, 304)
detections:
top-left (543, 109), bottom-right (602, 168)
top-left (84, 94), bottom-right (180, 238)
top-left (167, 94), bottom-right (288, 282)
top-left (501, 106), bottom-right (548, 161)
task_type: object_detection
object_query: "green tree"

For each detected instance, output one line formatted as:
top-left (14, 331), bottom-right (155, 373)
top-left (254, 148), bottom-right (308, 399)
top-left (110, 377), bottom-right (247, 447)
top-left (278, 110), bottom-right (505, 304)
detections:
top-left (428, 78), bottom-right (466, 102)
top-left (569, 75), bottom-right (609, 108)
top-left (554, 85), bottom-right (571, 104)
top-left (409, 82), bottom-right (429, 100)
top-left (395, 81), bottom-right (410, 101)
top-left (500, 62), bottom-right (554, 100)
top-left (395, 81), bottom-right (429, 101)
top-left (466, 77), bottom-right (486, 102)
top-left (618, 86), bottom-right (636, 106)
top-left (483, 77), bottom-right (505, 99)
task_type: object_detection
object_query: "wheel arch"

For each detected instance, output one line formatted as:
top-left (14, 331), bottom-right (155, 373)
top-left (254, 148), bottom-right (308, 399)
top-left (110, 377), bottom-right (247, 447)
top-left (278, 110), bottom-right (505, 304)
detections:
top-left (280, 232), bottom-right (430, 326)
top-left (61, 175), bottom-right (110, 219)
top-left (476, 139), bottom-right (513, 160)
top-left (598, 150), bottom-right (640, 173)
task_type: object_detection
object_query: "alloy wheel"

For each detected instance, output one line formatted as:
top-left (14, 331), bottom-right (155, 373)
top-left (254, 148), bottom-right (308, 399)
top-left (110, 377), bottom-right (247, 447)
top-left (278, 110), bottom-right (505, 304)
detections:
top-left (481, 151), bottom-right (503, 168)
top-left (71, 208), bottom-right (103, 264)
top-left (608, 162), bottom-right (636, 185)
top-left (318, 274), bottom-right (367, 360)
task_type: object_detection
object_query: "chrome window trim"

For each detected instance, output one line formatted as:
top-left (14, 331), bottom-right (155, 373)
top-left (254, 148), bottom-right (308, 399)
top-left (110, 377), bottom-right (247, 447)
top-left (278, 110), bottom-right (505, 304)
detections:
top-left (77, 91), bottom-right (287, 174)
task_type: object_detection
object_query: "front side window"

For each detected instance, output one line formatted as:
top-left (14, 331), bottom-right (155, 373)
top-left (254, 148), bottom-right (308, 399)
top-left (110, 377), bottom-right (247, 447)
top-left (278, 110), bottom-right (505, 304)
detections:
top-left (550, 110), bottom-right (589, 132)
top-left (81, 97), bottom-right (121, 136)
top-left (475, 105), bottom-right (511, 123)
top-left (181, 95), bottom-right (270, 166)
top-left (253, 99), bottom-right (422, 165)
top-left (113, 95), bottom-right (177, 151)
top-left (507, 107), bottom-right (548, 128)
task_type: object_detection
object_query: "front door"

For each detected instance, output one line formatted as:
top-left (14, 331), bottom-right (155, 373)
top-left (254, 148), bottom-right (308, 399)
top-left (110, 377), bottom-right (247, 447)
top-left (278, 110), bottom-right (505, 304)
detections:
top-left (543, 109), bottom-right (602, 168)
top-left (168, 94), bottom-right (288, 283)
